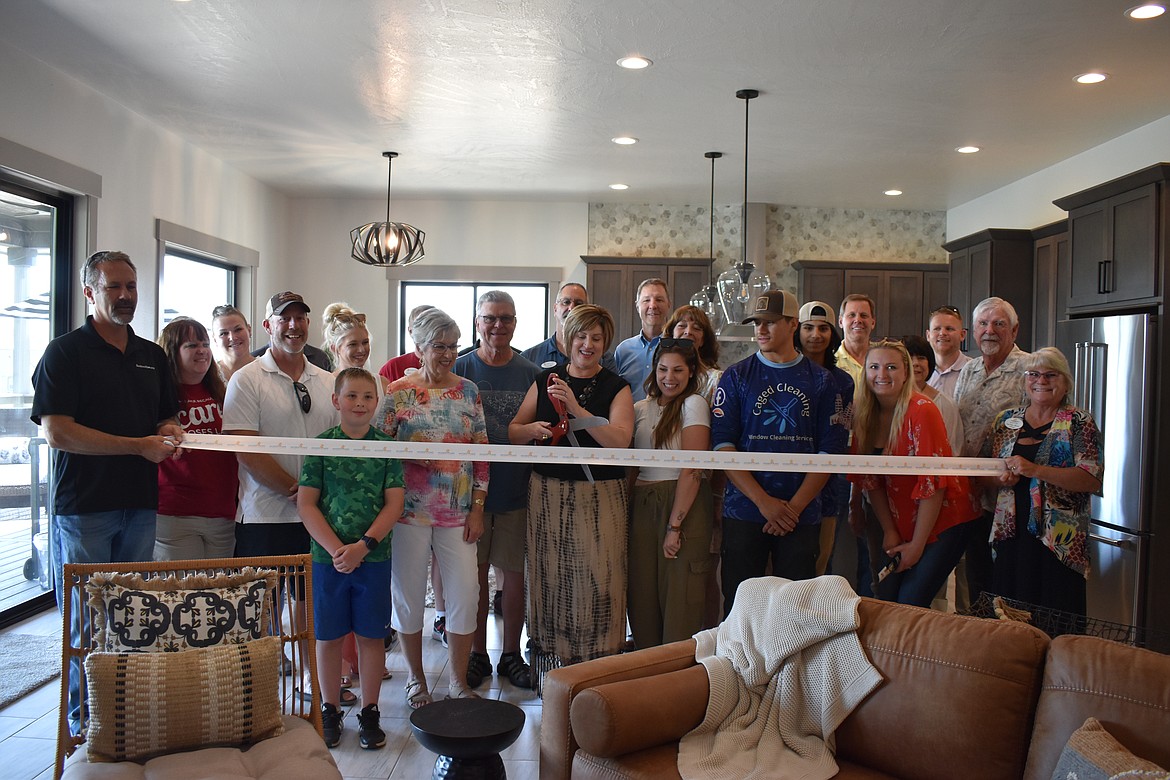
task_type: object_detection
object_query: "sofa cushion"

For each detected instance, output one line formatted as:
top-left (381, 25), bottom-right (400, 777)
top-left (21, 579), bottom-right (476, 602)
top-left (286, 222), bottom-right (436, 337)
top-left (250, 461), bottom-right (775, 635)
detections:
top-left (834, 599), bottom-right (1050, 780)
top-left (84, 636), bottom-right (284, 763)
top-left (63, 714), bottom-right (341, 779)
top-left (86, 568), bottom-right (277, 652)
top-left (1048, 717), bottom-right (1168, 779)
top-left (571, 665), bottom-right (708, 758)
top-left (1024, 635), bottom-right (1170, 780)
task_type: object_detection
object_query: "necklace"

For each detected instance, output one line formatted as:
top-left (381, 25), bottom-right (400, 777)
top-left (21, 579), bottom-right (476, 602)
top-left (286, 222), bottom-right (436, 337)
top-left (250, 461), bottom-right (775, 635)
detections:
top-left (566, 371), bottom-right (601, 410)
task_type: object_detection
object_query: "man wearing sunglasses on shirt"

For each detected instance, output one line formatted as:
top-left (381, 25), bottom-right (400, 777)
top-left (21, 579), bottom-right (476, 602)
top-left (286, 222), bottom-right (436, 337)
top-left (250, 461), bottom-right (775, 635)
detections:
top-left (223, 291), bottom-right (339, 561)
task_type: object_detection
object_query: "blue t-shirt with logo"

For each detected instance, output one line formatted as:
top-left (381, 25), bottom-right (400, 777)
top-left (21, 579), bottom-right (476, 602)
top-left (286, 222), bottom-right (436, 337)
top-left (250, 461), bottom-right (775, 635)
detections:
top-left (710, 352), bottom-right (847, 526)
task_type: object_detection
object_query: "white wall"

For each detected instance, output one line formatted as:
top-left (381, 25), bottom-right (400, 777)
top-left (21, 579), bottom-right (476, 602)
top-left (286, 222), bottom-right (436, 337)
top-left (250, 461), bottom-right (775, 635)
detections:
top-left (0, 45), bottom-right (287, 337)
top-left (948, 113), bottom-right (1170, 238)
top-left (283, 197), bottom-right (587, 358)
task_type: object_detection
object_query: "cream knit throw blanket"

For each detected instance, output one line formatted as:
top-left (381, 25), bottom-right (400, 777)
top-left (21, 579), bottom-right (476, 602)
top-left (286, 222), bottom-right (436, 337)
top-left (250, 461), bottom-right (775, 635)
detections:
top-left (678, 576), bottom-right (883, 780)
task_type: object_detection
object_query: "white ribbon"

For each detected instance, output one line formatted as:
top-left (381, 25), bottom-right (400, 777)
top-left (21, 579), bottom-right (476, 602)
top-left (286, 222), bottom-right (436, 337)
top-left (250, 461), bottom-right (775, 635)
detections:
top-left (181, 433), bottom-right (1004, 476)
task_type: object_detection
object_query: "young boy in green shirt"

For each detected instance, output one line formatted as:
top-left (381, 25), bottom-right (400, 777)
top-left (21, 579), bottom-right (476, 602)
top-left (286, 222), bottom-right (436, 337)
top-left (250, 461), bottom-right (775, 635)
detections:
top-left (298, 368), bottom-right (404, 750)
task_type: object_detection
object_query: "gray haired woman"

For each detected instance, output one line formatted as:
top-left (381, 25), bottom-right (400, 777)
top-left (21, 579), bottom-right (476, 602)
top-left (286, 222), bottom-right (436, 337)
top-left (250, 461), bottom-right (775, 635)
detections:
top-left (376, 308), bottom-right (490, 706)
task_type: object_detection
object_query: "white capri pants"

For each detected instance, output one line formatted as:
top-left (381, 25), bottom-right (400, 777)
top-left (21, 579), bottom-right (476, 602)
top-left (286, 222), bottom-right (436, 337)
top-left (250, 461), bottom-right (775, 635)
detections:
top-left (391, 523), bottom-right (480, 635)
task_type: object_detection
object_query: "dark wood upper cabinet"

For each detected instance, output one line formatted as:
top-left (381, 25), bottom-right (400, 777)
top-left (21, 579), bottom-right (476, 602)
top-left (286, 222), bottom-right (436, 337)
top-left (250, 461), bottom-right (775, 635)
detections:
top-left (582, 256), bottom-right (713, 340)
top-left (793, 260), bottom-right (949, 341)
top-left (1054, 164), bottom-right (1170, 316)
top-left (1031, 220), bottom-right (1068, 351)
top-left (943, 229), bottom-right (1035, 356)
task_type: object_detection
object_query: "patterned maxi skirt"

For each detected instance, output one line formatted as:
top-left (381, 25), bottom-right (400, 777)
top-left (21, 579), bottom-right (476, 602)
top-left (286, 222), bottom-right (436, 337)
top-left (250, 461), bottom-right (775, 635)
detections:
top-left (527, 474), bottom-right (629, 692)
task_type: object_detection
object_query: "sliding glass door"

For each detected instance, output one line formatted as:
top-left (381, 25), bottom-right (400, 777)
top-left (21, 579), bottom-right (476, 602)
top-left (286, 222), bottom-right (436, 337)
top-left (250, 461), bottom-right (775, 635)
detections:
top-left (0, 179), bottom-right (70, 623)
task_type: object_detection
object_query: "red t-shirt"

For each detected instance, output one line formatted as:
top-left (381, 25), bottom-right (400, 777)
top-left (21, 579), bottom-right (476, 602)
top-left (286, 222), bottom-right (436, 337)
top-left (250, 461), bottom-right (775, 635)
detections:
top-left (157, 383), bottom-right (239, 519)
top-left (379, 352), bottom-right (421, 382)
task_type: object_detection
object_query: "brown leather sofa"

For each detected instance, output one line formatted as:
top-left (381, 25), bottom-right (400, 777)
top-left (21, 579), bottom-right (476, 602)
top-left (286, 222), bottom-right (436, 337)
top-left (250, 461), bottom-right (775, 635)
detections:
top-left (542, 598), bottom-right (1170, 779)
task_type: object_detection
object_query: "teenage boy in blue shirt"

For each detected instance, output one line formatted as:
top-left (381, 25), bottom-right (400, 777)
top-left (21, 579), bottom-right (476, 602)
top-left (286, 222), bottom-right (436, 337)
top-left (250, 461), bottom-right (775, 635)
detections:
top-left (299, 368), bottom-right (404, 750)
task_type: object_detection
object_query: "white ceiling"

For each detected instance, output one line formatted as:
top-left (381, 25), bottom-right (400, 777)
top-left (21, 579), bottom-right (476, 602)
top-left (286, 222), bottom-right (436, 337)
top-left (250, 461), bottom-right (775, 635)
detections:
top-left (2, 0), bottom-right (1169, 211)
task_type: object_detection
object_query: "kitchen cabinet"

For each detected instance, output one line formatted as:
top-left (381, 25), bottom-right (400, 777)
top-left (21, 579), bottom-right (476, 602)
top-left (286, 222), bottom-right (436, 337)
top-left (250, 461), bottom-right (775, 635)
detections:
top-left (1053, 164), bottom-right (1170, 315)
top-left (943, 229), bottom-right (1034, 355)
top-left (582, 256), bottom-right (712, 340)
top-left (1031, 221), bottom-right (1068, 351)
top-left (792, 260), bottom-right (949, 340)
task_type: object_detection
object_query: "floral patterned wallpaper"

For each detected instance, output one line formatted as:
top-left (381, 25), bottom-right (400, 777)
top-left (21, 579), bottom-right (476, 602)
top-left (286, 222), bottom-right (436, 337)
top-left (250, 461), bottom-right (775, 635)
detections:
top-left (588, 203), bottom-right (947, 292)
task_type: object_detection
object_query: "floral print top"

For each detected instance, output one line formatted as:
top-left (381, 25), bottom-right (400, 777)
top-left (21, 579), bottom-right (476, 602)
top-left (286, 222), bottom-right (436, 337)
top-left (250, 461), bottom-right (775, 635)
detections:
top-left (983, 404), bottom-right (1103, 576)
top-left (850, 395), bottom-right (978, 544)
top-left (376, 376), bottom-right (489, 528)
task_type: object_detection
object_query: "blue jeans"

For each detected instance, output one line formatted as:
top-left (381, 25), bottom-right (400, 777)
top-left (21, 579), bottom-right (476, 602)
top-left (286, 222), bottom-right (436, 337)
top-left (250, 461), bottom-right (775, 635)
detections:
top-left (874, 521), bottom-right (971, 608)
top-left (53, 509), bottom-right (157, 732)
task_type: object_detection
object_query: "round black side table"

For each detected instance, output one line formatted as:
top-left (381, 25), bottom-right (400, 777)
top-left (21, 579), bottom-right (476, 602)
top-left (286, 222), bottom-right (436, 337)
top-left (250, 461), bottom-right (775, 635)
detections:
top-left (409, 697), bottom-right (526, 779)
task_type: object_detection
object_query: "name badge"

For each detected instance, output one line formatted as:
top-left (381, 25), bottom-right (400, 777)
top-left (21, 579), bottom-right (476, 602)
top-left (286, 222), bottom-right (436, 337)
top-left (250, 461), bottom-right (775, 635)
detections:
top-left (1005, 417), bottom-right (1023, 430)
top-left (541, 361), bottom-right (557, 369)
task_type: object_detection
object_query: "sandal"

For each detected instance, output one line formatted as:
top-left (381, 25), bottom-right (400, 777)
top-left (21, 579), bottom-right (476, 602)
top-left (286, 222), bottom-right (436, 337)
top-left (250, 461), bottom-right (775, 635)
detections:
top-left (497, 652), bottom-right (533, 689)
top-left (446, 683), bottom-right (482, 700)
top-left (405, 678), bottom-right (433, 710)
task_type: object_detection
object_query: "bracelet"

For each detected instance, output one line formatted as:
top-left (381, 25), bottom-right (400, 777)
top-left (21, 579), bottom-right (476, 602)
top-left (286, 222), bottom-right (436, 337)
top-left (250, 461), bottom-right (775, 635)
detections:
top-left (667, 525), bottom-right (683, 533)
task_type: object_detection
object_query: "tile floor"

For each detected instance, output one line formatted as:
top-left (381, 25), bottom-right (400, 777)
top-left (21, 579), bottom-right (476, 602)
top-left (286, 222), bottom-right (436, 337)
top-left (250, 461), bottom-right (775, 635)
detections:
top-left (0, 606), bottom-right (542, 780)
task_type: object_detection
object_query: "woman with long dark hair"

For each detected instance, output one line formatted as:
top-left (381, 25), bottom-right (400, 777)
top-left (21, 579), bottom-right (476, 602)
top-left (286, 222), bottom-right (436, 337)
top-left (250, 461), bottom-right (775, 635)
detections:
top-left (155, 316), bottom-right (238, 560)
top-left (628, 338), bottom-right (713, 647)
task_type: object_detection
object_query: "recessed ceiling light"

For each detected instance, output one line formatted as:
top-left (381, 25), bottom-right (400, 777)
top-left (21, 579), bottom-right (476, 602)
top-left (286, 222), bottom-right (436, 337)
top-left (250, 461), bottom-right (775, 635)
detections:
top-left (616, 56), bottom-right (652, 70)
top-left (1126, 4), bottom-right (1166, 19)
top-left (884, 189), bottom-right (903, 197)
top-left (1075, 72), bottom-right (1109, 84)
top-left (611, 136), bottom-right (638, 145)
top-left (609, 183), bottom-right (629, 190)
top-left (0, 231), bottom-right (8, 242)
top-left (956, 146), bottom-right (981, 154)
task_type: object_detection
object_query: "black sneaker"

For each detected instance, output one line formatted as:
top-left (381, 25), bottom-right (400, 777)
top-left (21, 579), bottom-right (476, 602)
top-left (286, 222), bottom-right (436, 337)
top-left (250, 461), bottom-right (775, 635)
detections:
top-left (497, 651), bottom-right (533, 689)
top-left (383, 629), bottom-right (398, 650)
top-left (432, 615), bottom-right (448, 647)
top-left (357, 704), bottom-right (385, 750)
top-left (492, 589), bottom-right (503, 615)
top-left (321, 702), bottom-right (343, 748)
top-left (466, 651), bottom-right (492, 688)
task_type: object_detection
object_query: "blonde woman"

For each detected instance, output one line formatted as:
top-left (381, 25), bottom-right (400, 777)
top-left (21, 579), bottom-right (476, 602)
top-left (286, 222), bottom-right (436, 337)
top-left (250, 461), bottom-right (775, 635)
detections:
top-left (850, 340), bottom-right (977, 607)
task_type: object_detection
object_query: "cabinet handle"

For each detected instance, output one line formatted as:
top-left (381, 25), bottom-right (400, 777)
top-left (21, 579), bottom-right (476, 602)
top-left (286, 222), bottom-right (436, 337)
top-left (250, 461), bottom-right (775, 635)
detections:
top-left (1102, 259), bottom-right (1113, 293)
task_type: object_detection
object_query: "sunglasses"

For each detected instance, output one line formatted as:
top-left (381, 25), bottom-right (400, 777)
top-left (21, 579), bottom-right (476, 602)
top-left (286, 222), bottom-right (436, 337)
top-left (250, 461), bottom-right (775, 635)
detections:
top-left (292, 381), bottom-right (312, 414)
top-left (658, 338), bottom-right (695, 350)
top-left (932, 305), bottom-right (962, 317)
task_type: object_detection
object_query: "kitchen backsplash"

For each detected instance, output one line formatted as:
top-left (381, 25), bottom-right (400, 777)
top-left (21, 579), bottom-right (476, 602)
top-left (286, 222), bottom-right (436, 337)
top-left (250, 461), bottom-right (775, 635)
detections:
top-left (588, 203), bottom-right (947, 291)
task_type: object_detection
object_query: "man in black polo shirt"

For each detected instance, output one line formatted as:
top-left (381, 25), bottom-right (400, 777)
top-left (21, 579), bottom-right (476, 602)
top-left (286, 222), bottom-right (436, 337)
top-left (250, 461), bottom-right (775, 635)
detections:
top-left (31, 249), bottom-right (182, 730)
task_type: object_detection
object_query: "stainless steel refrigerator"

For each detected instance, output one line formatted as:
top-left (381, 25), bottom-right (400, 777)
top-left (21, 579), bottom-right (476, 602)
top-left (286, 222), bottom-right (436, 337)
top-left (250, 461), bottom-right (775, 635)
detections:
top-left (1055, 313), bottom-right (1156, 631)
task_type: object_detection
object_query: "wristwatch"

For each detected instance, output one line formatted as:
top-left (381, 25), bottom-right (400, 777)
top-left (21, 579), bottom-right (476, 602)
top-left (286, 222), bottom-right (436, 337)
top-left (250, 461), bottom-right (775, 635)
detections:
top-left (361, 535), bottom-right (378, 551)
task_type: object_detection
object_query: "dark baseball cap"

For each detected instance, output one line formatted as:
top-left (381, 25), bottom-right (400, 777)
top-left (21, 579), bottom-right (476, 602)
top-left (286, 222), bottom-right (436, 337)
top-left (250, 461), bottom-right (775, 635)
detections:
top-left (265, 291), bottom-right (310, 318)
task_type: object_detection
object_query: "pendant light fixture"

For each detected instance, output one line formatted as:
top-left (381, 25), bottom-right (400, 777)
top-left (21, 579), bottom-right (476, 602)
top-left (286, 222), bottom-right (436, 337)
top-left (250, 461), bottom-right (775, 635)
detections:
top-left (350, 152), bottom-right (426, 267)
top-left (690, 151), bottom-right (724, 331)
top-left (717, 89), bottom-right (770, 334)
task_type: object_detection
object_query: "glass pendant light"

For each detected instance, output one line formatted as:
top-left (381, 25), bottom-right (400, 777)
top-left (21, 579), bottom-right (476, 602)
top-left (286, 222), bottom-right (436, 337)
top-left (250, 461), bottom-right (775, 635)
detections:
top-left (717, 89), bottom-right (768, 336)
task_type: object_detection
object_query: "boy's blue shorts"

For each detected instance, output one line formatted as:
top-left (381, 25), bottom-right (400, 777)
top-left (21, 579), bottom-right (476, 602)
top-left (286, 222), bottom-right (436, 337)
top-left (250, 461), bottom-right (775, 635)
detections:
top-left (312, 559), bottom-right (392, 641)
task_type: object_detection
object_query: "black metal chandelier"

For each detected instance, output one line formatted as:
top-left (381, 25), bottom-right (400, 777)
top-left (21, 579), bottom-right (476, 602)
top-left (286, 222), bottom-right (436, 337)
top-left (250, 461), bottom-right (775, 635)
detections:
top-left (350, 152), bottom-right (426, 267)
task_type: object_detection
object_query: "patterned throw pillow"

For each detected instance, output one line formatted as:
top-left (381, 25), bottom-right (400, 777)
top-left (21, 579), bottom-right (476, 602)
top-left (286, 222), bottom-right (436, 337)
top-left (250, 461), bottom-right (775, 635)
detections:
top-left (84, 636), bottom-right (285, 762)
top-left (85, 568), bottom-right (278, 652)
top-left (1051, 717), bottom-right (1169, 780)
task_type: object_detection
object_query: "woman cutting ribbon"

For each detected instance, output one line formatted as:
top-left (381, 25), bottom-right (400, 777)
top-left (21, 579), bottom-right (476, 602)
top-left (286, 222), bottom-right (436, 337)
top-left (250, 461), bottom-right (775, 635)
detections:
top-left (508, 304), bottom-right (634, 691)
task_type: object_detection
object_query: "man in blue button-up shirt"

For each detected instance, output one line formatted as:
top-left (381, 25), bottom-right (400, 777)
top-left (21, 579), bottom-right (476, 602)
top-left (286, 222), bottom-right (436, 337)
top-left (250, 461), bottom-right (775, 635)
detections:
top-left (613, 277), bottom-right (671, 401)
